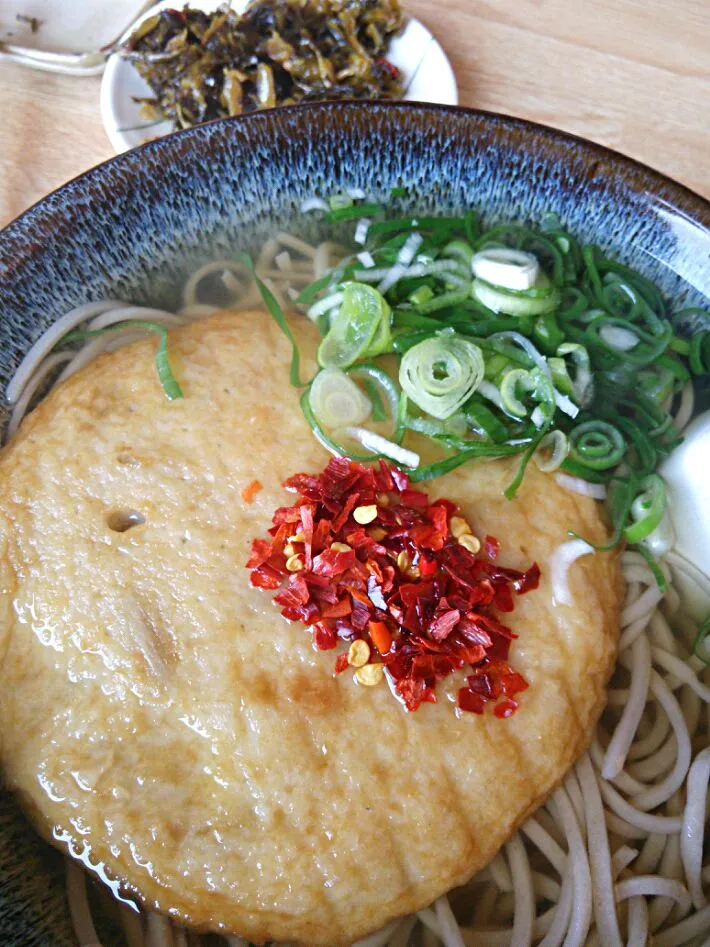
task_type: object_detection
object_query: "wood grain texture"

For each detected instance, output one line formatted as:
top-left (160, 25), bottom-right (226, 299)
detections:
top-left (0, 0), bottom-right (708, 229)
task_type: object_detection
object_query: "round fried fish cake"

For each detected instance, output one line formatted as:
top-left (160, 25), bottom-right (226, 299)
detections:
top-left (0, 310), bottom-right (620, 945)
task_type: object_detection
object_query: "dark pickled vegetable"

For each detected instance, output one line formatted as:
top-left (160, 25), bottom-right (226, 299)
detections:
top-left (121, 0), bottom-right (405, 128)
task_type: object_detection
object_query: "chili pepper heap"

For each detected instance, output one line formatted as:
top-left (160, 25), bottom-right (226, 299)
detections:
top-left (247, 458), bottom-right (541, 716)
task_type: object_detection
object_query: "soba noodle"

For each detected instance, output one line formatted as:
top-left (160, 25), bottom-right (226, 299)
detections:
top-left (2, 233), bottom-right (709, 947)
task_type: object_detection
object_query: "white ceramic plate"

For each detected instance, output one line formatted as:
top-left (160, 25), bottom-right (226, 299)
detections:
top-left (100, 0), bottom-right (458, 154)
top-left (0, 0), bottom-right (150, 53)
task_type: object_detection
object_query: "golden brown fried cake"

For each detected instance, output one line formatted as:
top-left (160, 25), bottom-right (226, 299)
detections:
top-left (0, 310), bottom-right (620, 945)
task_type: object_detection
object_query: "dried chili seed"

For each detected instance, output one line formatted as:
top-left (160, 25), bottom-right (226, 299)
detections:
top-left (353, 505), bottom-right (378, 525)
top-left (348, 639), bottom-right (371, 667)
top-left (355, 663), bottom-right (385, 686)
top-left (450, 516), bottom-right (472, 538)
top-left (458, 534), bottom-right (481, 554)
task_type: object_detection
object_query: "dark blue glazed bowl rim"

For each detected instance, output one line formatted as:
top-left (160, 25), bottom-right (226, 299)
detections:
top-left (2, 101), bottom-right (710, 255)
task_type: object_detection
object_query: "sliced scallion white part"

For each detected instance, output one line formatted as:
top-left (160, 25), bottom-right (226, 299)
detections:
top-left (490, 331), bottom-right (551, 377)
top-left (554, 473), bottom-right (607, 500)
top-left (309, 368), bottom-right (372, 429)
top-left (353, 259), bottom-right (460, 283)
top-left (531, 405), bottom-right (547, 428)
top-left (399, 333), bottom-right (485, 420)
top-left (599, 325), bottom-right (640, 351)
top-left (643, 509), bottom-right (676, 558)
top-left (354, 218), bottom-right (371, 245)
top-left (550, 539), bottom-right (594, 606)
top-left (478, 380), bottom-right (507, 412)
top-left (472, 247), bottom-right (540, 291)
top-left (554, 389), bottom-right (580, 418)
top-left (472, 271), bottom-right (560, 316)
top-left (307, 291), bottom-right (345, 321)
top-left (557, 342), bottom-right (594, 406)
top-left (377, 233), bottom-right (424, 294)
top-left (534, 430), bottom-right (569, 472)
top-left (340, 427), bottom-right (420, 468)
top-left (357, 251), bottom-right (376, 269)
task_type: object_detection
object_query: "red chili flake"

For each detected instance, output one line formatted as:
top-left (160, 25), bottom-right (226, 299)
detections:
top-left (246, 459), bottom-right (540, 717)
top-left (428, 606), bottom-right (461, 642)
top-left (241, 479), bottom-right (263, 504)
top-left (400, 488), bottom-right (429, 508)
top-left (458, 687), bottom-right (486, 714)
top-left (320, 597), bottom-right (353, 619)
top-left (334, 653), bottom-right (350, 674)
top-left (483, 535), bottom-right (501, 560)
top-left (313, 622), bottom-right (338, 651)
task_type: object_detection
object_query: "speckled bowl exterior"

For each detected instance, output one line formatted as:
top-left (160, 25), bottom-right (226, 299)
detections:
top-left (1, 102), bottom-right (710, 945)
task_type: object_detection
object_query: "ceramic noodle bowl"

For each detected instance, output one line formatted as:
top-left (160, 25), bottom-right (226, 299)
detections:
top-left (1, 102), bottom-right (710, 946)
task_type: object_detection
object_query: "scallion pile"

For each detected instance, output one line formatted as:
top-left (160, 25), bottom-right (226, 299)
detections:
top-left (248, 192), bottom-right (710, 570)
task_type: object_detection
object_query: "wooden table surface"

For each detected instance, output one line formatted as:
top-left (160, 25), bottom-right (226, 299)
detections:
top-left (1, 0), bottom-right (709, 230)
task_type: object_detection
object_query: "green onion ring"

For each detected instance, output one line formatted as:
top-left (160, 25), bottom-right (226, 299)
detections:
top-left (624, 474), bottom-right (667, 544)
top-left (569, 420), bottom-right (626, 470)
top-left (63, 321), bottom-right (183, 401)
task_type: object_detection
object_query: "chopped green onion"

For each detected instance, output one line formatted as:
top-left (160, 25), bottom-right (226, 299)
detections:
top-left (236, 252), bottom-right (305, 387)
top-left (368, 216), bottom-right (461, 238)
top-left (472, 271), bottom-right (560, 316)
top-left (408, 285), bottom-right (435, 307)
top-left (309, 368), bottom-right (372, 429)
top-left (624, 474), bottom-right (666, 544)
top-left (415, 287), bottom-right (472, 314)
top-left (301, 388), bottom-right (383, 463)
top-left (329, 193), bottom-right (353, 211)
top-left (689, 331), bottom-right (710, 375)
top-left (499, 368), bottom-right (533, 418)
top-left (504, 436), bottom-right (545, 500)
top-left (340, 427), bottom-right (420, 468)
top-left (569, 420), bottom-right (625, 470)
top-left (399, 332), bottom-right (485, 419)
top-left (362, 379), bottom-right (387, 421)
top-left (318, 283), bottom-right (389, 369)
top-left (534, 430), bottom-right (569, 472)
top-left (570, 475), bottom-right (638, 551)
top-left (558, 458), bottom-right (611, 484)
top-left (409, 440), bottom-right (528, 483)
top-left (463, 396), bottom-right (509, 442)
top-left (444, 239), bottom-right (475, 268)
top-left (296, 272), bottom-right (339, 306)
top-left (325, 203), bottom-right (383, 223)
top-left (464, 211), bottom-right (478, 245)
top-left (533, 312), bottom-right (565, 355)
top-left (62, 320), bottom-right (183, 401)
top-left (635, 545), bottom-right (669, 594)
top-left (347, 364), bottom-right (406, 443)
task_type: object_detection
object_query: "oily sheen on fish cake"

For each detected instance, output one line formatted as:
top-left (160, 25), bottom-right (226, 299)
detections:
top-left (0, 310), bottom-right (621, 945)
